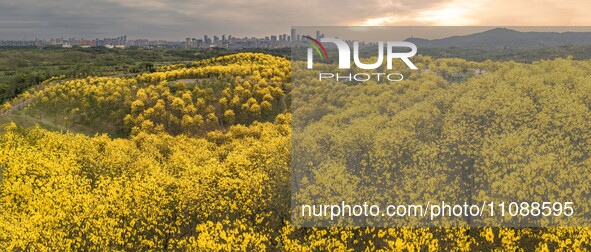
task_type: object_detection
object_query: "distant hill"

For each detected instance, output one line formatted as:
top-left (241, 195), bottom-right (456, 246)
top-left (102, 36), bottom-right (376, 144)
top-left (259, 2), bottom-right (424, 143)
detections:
top-left (405, 28), bottom-right (591, 49)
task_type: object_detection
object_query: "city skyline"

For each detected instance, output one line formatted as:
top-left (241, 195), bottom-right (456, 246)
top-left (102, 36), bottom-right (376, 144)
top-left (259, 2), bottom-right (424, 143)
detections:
top-left (7, 26), bottom-right (591, 50)
top-left (0, 28), bottom-right (327, 49)
top-left (6, 26), bottom-right (591, 48)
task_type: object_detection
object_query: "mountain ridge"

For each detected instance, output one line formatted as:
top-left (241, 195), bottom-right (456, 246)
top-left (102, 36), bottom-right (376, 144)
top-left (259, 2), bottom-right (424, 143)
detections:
top-left (404, 28), bottom-right (591, 48)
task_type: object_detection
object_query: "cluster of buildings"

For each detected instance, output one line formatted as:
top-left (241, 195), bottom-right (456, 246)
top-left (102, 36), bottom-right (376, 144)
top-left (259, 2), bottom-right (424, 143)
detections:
top-left (183, 29), bottom-right (325, 49)
top-left (0, 36), bottom-right (128, 48)
top-left (0, 29), bottom-right (330, 49)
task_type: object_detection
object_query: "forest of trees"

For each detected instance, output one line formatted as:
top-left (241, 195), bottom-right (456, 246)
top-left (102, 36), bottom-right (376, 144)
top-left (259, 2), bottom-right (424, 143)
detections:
top-left (292, 56), bottom-right (591, 228)
top-left (0, 47), bottom-right (290, 104)
top-left (1, 52), bottom-right (591, 250)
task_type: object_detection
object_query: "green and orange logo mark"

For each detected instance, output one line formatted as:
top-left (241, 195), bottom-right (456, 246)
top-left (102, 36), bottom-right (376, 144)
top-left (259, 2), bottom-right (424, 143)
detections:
top-left (303, 36), bottom-right (328, 60)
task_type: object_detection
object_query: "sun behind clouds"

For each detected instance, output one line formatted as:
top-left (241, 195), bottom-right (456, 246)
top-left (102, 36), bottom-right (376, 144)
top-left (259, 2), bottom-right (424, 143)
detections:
top-left (414, 0), bottom-right (482, 25)
top-left (357, 0), bottom-right (591, 26)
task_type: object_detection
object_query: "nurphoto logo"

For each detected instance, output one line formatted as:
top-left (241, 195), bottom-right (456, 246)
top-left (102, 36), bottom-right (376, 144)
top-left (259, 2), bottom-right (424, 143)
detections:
top-left (305, 37), bottom-right (418, 70)
top-left (304, 36), bottom-right (418, 82)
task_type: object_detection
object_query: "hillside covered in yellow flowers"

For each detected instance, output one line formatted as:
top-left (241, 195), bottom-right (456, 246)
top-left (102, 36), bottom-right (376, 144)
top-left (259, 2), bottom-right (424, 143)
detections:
top-left (2, 53), bottom-right (591, 250)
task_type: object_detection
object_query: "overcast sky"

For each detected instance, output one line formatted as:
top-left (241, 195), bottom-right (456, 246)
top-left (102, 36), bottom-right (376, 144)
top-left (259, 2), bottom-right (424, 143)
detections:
top-left (1, 0), bottom-right (591, 40)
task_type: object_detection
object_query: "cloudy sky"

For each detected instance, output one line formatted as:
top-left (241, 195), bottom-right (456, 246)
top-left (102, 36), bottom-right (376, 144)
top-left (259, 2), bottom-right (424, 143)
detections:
top-left (1, 0), bottom-right (590, 40)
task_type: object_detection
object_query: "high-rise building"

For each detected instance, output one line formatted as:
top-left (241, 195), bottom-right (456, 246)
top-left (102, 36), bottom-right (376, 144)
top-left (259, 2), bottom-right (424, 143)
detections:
top-left (204, 35), bottom-right (211, 45)
top-left (316, 31), bottom-right (320, 40)
top-left (291, 28), bottom-right (296, 42)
